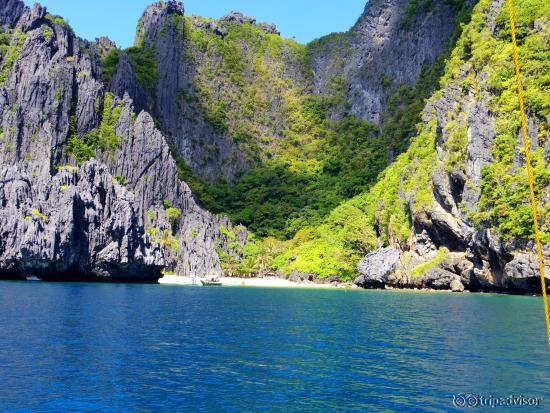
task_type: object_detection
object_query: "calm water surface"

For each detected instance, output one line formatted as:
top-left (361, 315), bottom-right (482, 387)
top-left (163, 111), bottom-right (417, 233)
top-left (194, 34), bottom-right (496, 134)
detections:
top-left (0, 282), bottom-right (548, 412)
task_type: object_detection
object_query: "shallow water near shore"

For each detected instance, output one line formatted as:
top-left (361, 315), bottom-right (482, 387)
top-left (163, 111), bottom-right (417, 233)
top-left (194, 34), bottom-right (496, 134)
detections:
top-left (0, 281), bottom-right (549, 412)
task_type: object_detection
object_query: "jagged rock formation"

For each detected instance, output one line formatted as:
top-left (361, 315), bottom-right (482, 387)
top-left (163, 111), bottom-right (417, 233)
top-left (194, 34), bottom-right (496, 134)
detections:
top-left (355, 247), bottom-right (400, 288)
top-left (347, 0), bottom-right (550, 293)
top-left (0, 161), bottom-right (164, 281)
top-left (0, 0), bottom-right (243, 281)
top-left (107, 1), bottom-right (307, 182)
top-left (0, 0), bottom-right (23, 27)
top-left (398, 0), bottom-right (548, 294)
top-left (108, 2), bottom-right (244, 181)
top-left (102, 96), bottom-right (244, 276)
top-left (308, 0), bottom-right (475, 123)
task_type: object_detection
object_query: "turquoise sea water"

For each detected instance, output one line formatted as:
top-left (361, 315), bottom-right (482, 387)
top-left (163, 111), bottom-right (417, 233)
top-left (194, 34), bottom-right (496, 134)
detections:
top-left (0, 282), bottom-right (548, 412)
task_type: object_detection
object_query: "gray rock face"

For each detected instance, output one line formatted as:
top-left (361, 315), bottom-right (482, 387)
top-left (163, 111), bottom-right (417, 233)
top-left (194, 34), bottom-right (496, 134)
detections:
top-left (220, 12), bottom-right (256, 26)
top-left (309, 0), bottom-right (474, 123)
top-left (503, 253), bottom-right (550, 293)
top-left (450, 278), bottom-right (466, 293)
top-left (0, 161), bottom-right (165, 281)
top-left (116, 1), bottom-right (250, 182)
top-left (259, 23), bottom-right (280, 35)
top-left (218, 12), bottom-right (279, 35)
top-left (104, 97), bottom-right (238, 276)
top-left (420, 268), bottom-right (464, 291)
top-left (117, 0), bottom-right (460, 185)
top-left (287, 269), bottom-right (315, 283)
top-left (467, 99), bottom-right (495, 185)
top-left (109, 53), bottom-right (149, 113)
top-left (355, 247), bottom-right (400, 287)
top-left (0, 0), bottom-right (24, 28)
top-left (334, 0), bottom-right (547, 294)
top-left (94, 36), bottom-right (117, 57)
top-left (413, 204), bottom-right (471, 253)
top-left (440, 252), bottom-right (475, 287)
top-left (135, 0), bottom-right (184, 45)
top-left (0, 0), bottom-right (243, 281)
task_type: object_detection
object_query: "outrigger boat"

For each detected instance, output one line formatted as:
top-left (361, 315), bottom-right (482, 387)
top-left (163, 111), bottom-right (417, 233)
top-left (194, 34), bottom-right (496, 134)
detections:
top-left (201, 277), bottom-right (223, 286)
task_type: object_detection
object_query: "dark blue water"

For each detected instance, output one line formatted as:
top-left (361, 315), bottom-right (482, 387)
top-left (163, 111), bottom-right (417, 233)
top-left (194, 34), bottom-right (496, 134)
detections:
top-left (0, 282), bottom-right (548, 412)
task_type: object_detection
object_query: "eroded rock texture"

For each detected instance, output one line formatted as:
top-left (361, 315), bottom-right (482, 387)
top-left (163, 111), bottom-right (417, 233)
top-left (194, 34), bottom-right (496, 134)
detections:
top-left (354, 0), bottom-right (550, 294)
top-left (309, 0), bottom-right (476, 123)
top-left (0, 0), bottom-right (241, 281)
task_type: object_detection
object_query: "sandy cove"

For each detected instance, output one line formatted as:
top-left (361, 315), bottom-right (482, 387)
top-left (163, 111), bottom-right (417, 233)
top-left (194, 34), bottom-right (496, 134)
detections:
top-left (158, 275), bottom-right (357, 289)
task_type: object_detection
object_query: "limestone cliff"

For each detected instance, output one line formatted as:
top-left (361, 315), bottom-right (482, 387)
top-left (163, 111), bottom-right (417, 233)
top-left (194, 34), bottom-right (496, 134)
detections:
top-left (0, 0), bottom-right (243, 281)
top-left (106, 2), bottom-right (309, 183)
top-left (309, 0), bottom-right (475, 124)
top-left (99, 0), bottom-right (477, 243)
top-left (277, 0), bottom-right (549, 294)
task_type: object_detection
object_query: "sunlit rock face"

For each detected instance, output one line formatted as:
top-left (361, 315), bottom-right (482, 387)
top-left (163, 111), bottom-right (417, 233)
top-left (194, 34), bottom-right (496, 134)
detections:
top-left (0, 0), bottom-right (244, 280)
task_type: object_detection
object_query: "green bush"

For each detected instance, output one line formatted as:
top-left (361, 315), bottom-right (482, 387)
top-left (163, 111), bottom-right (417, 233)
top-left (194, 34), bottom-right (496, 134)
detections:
top-left (43, 26), bottom-right (53, 42)
top-left (148, 228), bottom-right (180, 253)
top-left (100, 45), bottom-right (159, 91)
top-left (101, 49), bottom-right (120, 85)
top-left (45, 13), bottom-right (68, 27)
top-left (202, 101), bottom-right (228, 132)
top-left (412, 248), bottom-right (449, 278)
top-left (0, 29), bottom-right (26, 86)
top-left (67, 134), bottom-right (95, 164)
top-left (125, 46), bottom-right (159, 90)
top-left (166, 207), bottom-right (182, 226)
top-left (67, 93), bottom-right (123, 164)
top-left (219, 225), bottom-right (237, 241)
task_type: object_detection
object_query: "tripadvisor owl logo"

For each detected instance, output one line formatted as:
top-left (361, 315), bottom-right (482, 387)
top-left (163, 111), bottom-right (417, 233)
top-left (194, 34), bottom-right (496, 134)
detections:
top-left (452, 394), bottom-right (543, 408)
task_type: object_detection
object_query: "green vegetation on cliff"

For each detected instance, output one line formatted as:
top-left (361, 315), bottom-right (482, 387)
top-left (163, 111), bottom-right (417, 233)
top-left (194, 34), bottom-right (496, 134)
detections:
top-left (203, 108), bottom-right (389, 240)
top-left (184, 15), bottom-right (309, 157)
top-left (67, 93), bottom-right (124, 164)
top-left (269, 120), bottom-right (439, 278)
top-left (468, 0), bottom-right (550, 242)
top-left (101, 49), bottom-right (120, 85)
top-left (101, 45), bottom-right (159, 90)
top-left (177, 17), bottom-right (440, 240)
top-left (126, 46), bottom-right (159, 90)
top-left (261, 0), bottom-right (549, 278)
top-left (0, 28), bottom-right (26, 86)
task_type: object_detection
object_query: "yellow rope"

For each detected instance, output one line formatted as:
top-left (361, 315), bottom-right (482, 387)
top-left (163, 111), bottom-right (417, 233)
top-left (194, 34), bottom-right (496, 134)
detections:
top-left (506, 0), bottom-right (550, 346)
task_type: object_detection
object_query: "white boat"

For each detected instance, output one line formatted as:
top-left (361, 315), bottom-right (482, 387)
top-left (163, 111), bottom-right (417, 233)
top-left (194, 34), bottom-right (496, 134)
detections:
top-left (200, 277), bottom-right (223, 286)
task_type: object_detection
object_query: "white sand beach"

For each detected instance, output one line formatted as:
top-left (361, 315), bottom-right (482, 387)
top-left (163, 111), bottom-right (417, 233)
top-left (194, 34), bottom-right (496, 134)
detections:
top-left (158, 274), bottom-right (356, 289)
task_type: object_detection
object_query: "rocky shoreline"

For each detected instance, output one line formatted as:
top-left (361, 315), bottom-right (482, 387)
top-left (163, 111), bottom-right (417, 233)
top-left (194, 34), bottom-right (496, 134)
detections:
top-left (353, 247), bottom-right (550, 295)
top-left (5, 271), bottom-right (544, 296)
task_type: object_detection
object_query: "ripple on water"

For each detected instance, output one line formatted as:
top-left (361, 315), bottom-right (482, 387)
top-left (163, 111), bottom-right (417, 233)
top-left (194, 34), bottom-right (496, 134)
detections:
top-left (0, 283), bottom-right (548, 412)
